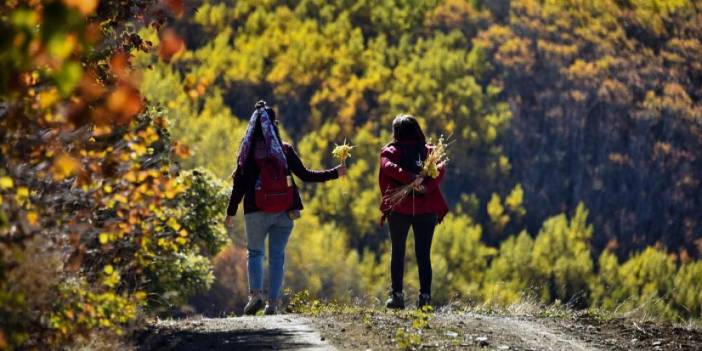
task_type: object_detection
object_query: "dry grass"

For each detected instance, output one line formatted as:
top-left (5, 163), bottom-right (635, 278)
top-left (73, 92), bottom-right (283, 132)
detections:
top-left (67, 331), bottom-right (133, 351)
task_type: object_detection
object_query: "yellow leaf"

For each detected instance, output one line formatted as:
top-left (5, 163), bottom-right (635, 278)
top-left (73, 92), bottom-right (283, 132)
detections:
top-left (26, 211), bottom-right (38, 225)
top-left (103, 271), bottom-right (120, 287)
top-left (62, 0), bottom-right (98, 15)
top-left (179, 229), bottom-right (188, 237)
top-left (52, 154), bottom-right (81, 180)
top-left (164, 188), bottom-right (178, 199)
top-left (48, 34), bottom-right (77, 62)
top-left (113, 194), bottom-right (128, 203)
top-left (176, 237), bottom-right (187, 245)
top-left (98, 233), bottom-right (109, 244)
top-left (63, 309), bottom-right (74, 319)
top-left (167, 217), bottom-right (181, 231)
top-left (0, 177), bottom-right (13, 190)
top-left (131, 142), bottom-right (147, 157)
top-left (15, 187), bottom-right (29, 204)
top-left (124, 171), bottom-right (137, 183)
top-left (103, 265), bottom-right (114, 274)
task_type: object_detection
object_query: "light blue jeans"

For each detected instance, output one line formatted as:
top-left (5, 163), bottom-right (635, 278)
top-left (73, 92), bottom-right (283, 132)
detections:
top-left (244, 211), bottom-right (294, 300)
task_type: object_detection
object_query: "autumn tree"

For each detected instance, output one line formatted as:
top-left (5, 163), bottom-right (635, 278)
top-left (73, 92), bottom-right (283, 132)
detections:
top-left (0, 0), bottom-right (228, 348)
top-left (474, 0), bottom-right (702, 256)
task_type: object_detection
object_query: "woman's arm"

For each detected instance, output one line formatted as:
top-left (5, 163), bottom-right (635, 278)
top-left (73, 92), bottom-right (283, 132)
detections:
top-left (380, 147), bottom-right (417, 184)
top-left (286, 145), bottom-right (339, 182)
top-left (226, 166), bottom-right (249, 216)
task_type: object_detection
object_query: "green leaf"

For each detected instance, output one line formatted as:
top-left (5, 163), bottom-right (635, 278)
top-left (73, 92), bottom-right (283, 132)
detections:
top-left (10, 9), bottom-right (39, 28)
top-left (48, 34), bottom-right (76, 62)
top-left (54, 61), bottom-right (82, 95)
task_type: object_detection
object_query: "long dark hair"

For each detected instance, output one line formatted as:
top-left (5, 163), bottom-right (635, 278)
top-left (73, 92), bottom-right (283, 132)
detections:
top-left (391, 114), bottom-right (426, 173)
top-left (392, 114), bottom-right (426, 143)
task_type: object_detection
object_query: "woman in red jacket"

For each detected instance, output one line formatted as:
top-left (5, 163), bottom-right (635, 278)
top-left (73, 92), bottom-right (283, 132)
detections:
top-left (379, 115), bottom-right (449, 309)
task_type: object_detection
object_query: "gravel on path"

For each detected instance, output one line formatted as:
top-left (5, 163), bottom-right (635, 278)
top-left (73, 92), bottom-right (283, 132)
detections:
top-left (136, 315), bottom-right (336, 351)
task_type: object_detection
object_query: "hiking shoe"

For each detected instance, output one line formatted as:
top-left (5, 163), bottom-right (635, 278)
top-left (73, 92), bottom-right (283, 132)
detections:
top-left (244, 293), bottom-right (264, 315)
top-left (417, 293), bottom-right (431, 309)
top-left (385, 291), bottom-right (405, 310)
top-left (264, 302), bottom-right (277, 315)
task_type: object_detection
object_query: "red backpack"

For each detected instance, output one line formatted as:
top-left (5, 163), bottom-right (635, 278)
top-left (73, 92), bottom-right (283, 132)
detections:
top-left (254, 156), bottom-right (294, 213)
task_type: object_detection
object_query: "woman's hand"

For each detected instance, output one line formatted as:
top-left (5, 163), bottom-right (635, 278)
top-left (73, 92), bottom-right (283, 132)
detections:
top-left (413, 184), bottom-right (427, 194)
top-left (337, 163), bottom-right (348, 177)
top-left (224, 215), bottom-right (234, 228)
top-left (411, 175), bottom-right (424, 187)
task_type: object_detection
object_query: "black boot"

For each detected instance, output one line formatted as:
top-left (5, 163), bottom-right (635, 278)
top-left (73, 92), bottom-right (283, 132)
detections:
top-left (417, 293), bottom-right (431, 309)
top-left (385, 291), bottom-right (405, 310)
top-left (244, 292), bottom-right (264, 315)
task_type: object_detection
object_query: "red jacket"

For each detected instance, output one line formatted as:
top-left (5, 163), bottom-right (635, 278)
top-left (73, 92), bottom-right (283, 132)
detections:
top-left (378, 143), bottom-right (449, 224)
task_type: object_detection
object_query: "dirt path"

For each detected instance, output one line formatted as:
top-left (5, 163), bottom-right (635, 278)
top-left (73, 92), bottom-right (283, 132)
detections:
top-left (136, 315), bottom-right (335, 351)
top-left (136, 311), bottom-right (702, 350)
top-left (311, 309), bottom-right (702, 350)
top-left (435, 313), bottom-right (596, 350)
top-left (312, 311), bottom-right (598, 350)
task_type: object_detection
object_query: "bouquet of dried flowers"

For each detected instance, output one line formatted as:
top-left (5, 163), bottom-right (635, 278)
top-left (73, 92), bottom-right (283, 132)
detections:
top-left (332, 139), bottom-right (354, 163)
top-left (383, 135), bottom-right (449, 208)
top-left (332, 139), bottom-right (354, 192)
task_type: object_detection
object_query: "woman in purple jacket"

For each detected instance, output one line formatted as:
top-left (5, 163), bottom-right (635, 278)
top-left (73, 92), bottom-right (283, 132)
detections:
top-left (224, 101), bottom-right (346, 315)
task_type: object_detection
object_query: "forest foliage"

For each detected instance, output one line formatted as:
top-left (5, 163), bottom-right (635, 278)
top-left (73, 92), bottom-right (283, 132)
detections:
top-left (1, 0), bottom-right (701, 349)
top-left (148, 0), bottom-right (701, 323)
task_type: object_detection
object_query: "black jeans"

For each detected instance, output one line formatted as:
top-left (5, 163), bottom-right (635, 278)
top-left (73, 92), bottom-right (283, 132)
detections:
top-left (387, 212), bottom-right (437, 295)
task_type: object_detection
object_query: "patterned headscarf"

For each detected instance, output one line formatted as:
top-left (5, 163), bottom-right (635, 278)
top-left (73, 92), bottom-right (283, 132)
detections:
top-left (237, 106), bottom-right (288, 171)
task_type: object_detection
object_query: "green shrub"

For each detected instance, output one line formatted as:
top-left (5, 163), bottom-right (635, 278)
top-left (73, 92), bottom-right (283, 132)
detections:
top-left (483, 230), bottom-right (537, 306)
top-left (673, 261), bottom-right (702, 319)
top-left (530, 204), bottom-right (594, 307)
